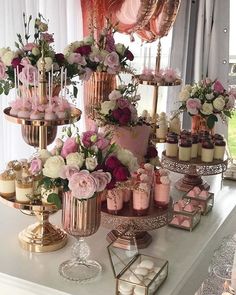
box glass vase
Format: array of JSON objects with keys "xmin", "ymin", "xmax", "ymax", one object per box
[{"xmin": 59, "ymin": 191, "xmax": 102, "ymax": 283}]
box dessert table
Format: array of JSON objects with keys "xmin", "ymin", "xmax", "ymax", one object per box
[{"xmin": 1, "ymin": 175, "xmax": 236, "ymax": 295}]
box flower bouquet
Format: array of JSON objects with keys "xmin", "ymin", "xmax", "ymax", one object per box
[
  {"xmin": 95, "ymin": 83, "xmax": 156, "ymax": 164},
  {"xmin": 178, "ymin": 78, "xmax": 236, "ymax": 130}
]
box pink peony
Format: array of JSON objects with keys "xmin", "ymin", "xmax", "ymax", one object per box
[
  {"xmin": 186, "ymin": 98, "xmax": 201, "ymax": 115},
  {"xmin": 59, "ymin": 165, "xmax": 79, "ymax": 179},
  {"xmin": 81, "ymin": 130, "xmax": 97, "ymax": 148},
  {"xmin": 214, "ymin": 80, "xmax": 224, "ymax": 94},
  {"xmin": 0, "ymin": 61, "xmax": 8, "ymax": 79},
  {"xmin": 104, "ymin": 52, "xmax": 119, "ymax": 69},
  {"xmin": 23, "ymin": 43, "xmax": 37, "ymax": 51},
  {"xmin": 61, "ymin": 137, "xmax": 79, "ymax": 158},
  {"xmin": 113, "ymin": 166, "xmax": 129, "ymax": 182},
  {"xmin": 18, "ymin": 64, "xmax": 38, "ymax": 86},
  {"xmin": 30, "ymin": 158, "xmax": 42, "ymax": 174},
  {"xmin": 68, "ymin": 170, "xmax": 98, "ymax": 199},
  {"xmin": 91, "ymin": 170, "xmax": 112, "ymax": 191}
]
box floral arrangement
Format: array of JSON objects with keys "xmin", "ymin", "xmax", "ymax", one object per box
[
  {"xmin": 95, "ymin": 83, "xmax": 150, "ymax": 127},
  {"xmin": 0, "ymin": 13, "xmax": 85, "ymax": 97},
  {"xmin": 63, "ymin": 20, "xmax": 134, "ymax": 80},
  {"xmin": 179, "ymin": 78, "xmax": 236, "ymax": 128},
  {"xmin": 29, "ymin": 126, "xmax": 138, "ymax": 206},
  {"xmin": 139, "ymin": 68, "xmax": 181, "ymax": 84}
]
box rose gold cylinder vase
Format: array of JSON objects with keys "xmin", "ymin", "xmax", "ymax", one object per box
[
  {"xmin": 61, "ymin": 191, "xmax": 101, "ymax": 237},
  {"xmin": 84, "ymin": 72, "xmax": 117, "ymax": 129},
  {"xmin": 191, "ymin": 115, "xmax": 214, "ymax": 135},
  {"xmin": 59, "ymin": 191, "xmax": 102, "ymax": 282}
]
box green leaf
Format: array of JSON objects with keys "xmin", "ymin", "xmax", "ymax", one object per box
[
  {"xmin": 0, "ymin": 86, "xmax": 3, "ymax": 95},
  {"xmin": 73, "ymin": 86, "xmax": 78, "ymax": 98},
  {"xmin": 223, "ymin": 110, "xmax": 232, "ymax": 118},
  {"xmin": 4, "ymin": 87, "xmax": 9, "ymax": 95},
  {"xmin": 47, "ymin": 193, "xmax": 61, "ymax": 209},
  {"xmin": 207, "ymin": 114, "xmax": 218, "ymax": 129}
]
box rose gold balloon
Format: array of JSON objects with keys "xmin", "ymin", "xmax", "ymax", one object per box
[
  {"xmin": 107, "ymin": 0, "xmax": 159, "ymax": 34},
  {"xmin": 150, "ymin": 0, "xmax": 181, "ymax": 38}
]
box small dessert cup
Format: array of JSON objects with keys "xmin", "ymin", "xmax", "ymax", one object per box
[
  {"xmin": 201, "ymin": 140, "xmax": 214, "ymax": 163},
  {"xmin": 107, "ymin": 188, "xmax": 124, "ymax": 215},
  {"xmin": 214, "ymin": 140, "xmax": 226, "ymax": 160},
  {"xmin": 165, "ymin": 134, "xmax": 178, "ymax": 158},
  {"xmin": 0, "ymin": 169, "xmax": 16, "ymax": 198},
  {"xmin": 154, "ymin": 183, "xmax": 170, "ymax": 209},
  {"xmin": 178, "ymin": 139, "xmax": 192, "ymax": 161},
  {"xmin": 132, "ymin": 189, "xmax": 150, "ymax": 216},
  {"xmin": 15, "ymin": 177, "xmax": 33, "ymax": 203}
]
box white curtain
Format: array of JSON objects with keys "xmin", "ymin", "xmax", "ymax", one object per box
[{"xmin": 0, "ymin": 0, "xmax": 83, "ymax": 170}]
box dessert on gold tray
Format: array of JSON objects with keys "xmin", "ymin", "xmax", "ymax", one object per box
[{"xmin": 0, "ymin": 169, "xmax": 16, "ymax": 198}]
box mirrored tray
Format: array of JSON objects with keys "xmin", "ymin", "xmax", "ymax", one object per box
[
  {"xmin": 101, "ymin": 199, "xmax": 173, "ymax": 250},
  {"xmin": 0, "ymin": 195, "xmax": 67, "ymax": 252}
]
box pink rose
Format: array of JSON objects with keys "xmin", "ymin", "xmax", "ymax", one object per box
[
  {"xmin": 104, "ymin": 52, "xmax": 119, "ymax": 69},
  {"xmin": 61, "ymin": 137, "xmax": 79, "ymax": 158},
  {"xmin": 0, "ymin": 61, "xmax": 7, "ymax": 79},
  {"xmin": 163, "ymin": 68, "xmax": 177, "ymax": 83},
  {"xmin": 226, "ymin": 94, "xmax": 235, "ymax": 109},
  {"xmin": 68, "ymin": 170, "xmax": 98, "ymax": 199},
  {"xmin": 40, "ymin": 33, "xmax": 54, "ymax": 43},
  {"xmin": 23, "ymin": 43, "xmax": 37, "ymax": 51},
  {"xmin": 59, "ymin": 165, "xmax": 79, "ymax": 179},
  {"xmin": 229, "ymin": 87, "xmax": 236, "ymax": 98},
  {"xmin": 30, "ymin": 158, "xmax": 42, "ymax": 174},
  {"xmin": 91, "ymin": 170, "xmax": 111, "ymax": 191},
  {"xmin": 214, "ymin": 80, "xmax": 224, "ymax": 94},
  {"xmin": 107, "ymin": 64, "xmax": 121, "ymax": 74},
  {"xmin": 18, "ymin": 64, "xmax": 38, "ymax": 86},
  {"xmin": 186, "ymin": 98, "xmax": 201, "ymax": 115},
  {"xmin": 20, "ymin": 57, "xmax": 31, "ymax": 67},
  {"xmin": 81, "ymin": 131, "xmax": 97, "ymax": 148},
  {"xmin": 117, "ymin": 98, "xmax": 130, "ymax": 109},
  {"xmin": 113, "ymin": 166, "xmax": 129, "ymax": 182},
  {"xmin": 67, "ymin": 53, "xmax": 86, "ymax": 66}
]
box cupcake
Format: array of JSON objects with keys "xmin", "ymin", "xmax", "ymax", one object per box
[
  {"xmin": 214, "ymin": 139, "xmax": 226, "ymax": 160},
  {"xmin": 15, "ymin": 176, "xmax": 33, "ymax": 203},
  {"xmin": 178, "ymin": 138, "xmax": 192, "ymax": 161},
  {"xmin": 191, "ymin": 134, "xmax": 199, "ymax": 158},
  {"xmin": 0, "ymin": 169, "xmax": 16, "ymax": 198},
  {"xmin": 154, "ymin": 169, "xmax": 171, "ymax": 208},
  {"xmin": 165, "ymin": 132, "xmax": 178, "ymax": 157},
  {"xmin": 201, "ymin": 140, "xmax": 214, "ymax": 162}
]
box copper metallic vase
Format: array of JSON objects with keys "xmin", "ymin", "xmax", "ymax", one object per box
[
  {"xmin": 84, "ymin": 72, "xmax": 116, "ymax": 128},
  {"xmin": 59, "ymin": 191, "xmax": 102, "ymax": 282},
  {"xmin": 21, "ymin": 125, "xmax": 57, "ymax": 147}
]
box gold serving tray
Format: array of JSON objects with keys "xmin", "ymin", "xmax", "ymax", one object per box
[
  {"xmin": 134, "ymin": 75, "xmax": 182, "ymax": 87},
  {"xmin": 4, "ymin": 107, "xmax": 82, "ymax": 127},
  {"xmin": 0, "ymin": 194, "xmax": 67, "ymax": 252}
]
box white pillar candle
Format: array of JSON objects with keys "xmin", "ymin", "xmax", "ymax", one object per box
[
  {"xmin": 148, "ymin": 47, "xmax": 151, "ymax": 70},
  {"xmin": 64, "ymin": 68, "xmax": 67, "ymax": 100},
  {"xmin": 60, "ymin": 66, "xmax": 64, "ymax": 103}
]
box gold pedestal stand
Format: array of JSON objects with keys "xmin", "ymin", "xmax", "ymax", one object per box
[{"xmin": 1, "ymin": 56, "xmax": 82, "ymax": 252}]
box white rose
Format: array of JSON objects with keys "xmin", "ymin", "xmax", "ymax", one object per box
[
  {"xmin": 39, "ymin": 149, "xmax": 51, "ymax": 164},
  {"xmin": 66, "ymin": 152, "xmax": 84, "ymax": 168},
  {"xmin": 37, "ymin": 57, "xmax": 53, "ymax": 72},
  {"xmin": 32, "ymin": 47, "xmax": 40, "ymax": 56},
  {"xmin": 116, "ymin": 148, "xmax": 139, "ymax": 173},
  {"xmin": 83, "ymin": 36, "xmax": 94, "ymax": 45},
  {"xmin": 100, "ymin": 100, "xmax": 116, "ymax": 115},
  {"xmin": 179, "ymin": 89, "xmax": 190, "ymax": 102},
  {"xmin": 2, "ymin": 50, "xmax": 16, "ymax": 66},
  {"xmin": 43, "ymin": 155, "xmax": 65, "ymax": 178},
  {"xmin": 109, "ymin": 90, "xmax": 122, "ymax": 101},
  {"xmin": 85, "ymin": 157, "xmax": 98, "ymax": 171},
  {"xmin": 213, "ymin": 95, "xmax": 225, "ymax": 111},
  {"xmin": 191, "ymin": 86, "xmax": 198, "ymax": 96},
  {"xmin": 115, "ymin": 43, "xmax": 126, "ymax": 55},
  {"xmin": 0, "ymin": 47, "xmax": 10, "ymax": 58},
  {"xmin": 201, "ymin": 102, "xmax": 213, "ymax": 115},
  {"xmin": 63, "ymin": 44, "xmax": 73, "ymax": 56}
]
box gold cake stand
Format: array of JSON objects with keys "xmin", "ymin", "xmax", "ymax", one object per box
[
  {"xmin": 101, "ymin": 199, "xmax": 173, "ymax": 250},
  {"xmin": 0, "ymin": 195, "xmax": 67, "ymax": 252},
  {"xmin": 162, "ymin": 151, "xmax": 228, "ymax": 191}
]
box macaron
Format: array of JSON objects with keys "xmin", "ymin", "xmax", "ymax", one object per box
[
  {"xmin": 129, "ymin": 274, "xmax": 144, "ymax": 284},
  {"xmin": 118, "ymin": 281, "xmax": 133, "ymax": 295},
  {"xmin": 133, "ymin": 285, "xmax": 146, "ymax": 295},
  {"xmin": 134, "ymin": 267, "xmax": 149, "ymax": 276}
]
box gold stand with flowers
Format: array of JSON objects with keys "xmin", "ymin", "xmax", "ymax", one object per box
[{"xmin": 0, "ymin": 51, "xmax": 82, "ymax": 252}]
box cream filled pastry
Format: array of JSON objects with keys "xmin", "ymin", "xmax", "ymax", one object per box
[{"xmin": 0, "ymin": 169, "xmax": 16, "ymax": 197}]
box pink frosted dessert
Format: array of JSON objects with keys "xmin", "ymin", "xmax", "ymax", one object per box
[
  {"xmin": 9, "ymin": 108, "xmax": 18, "ymax": 116},
  {"xmin": 30, "ymin": 111, "xmax": 44, "ymax": 120},
  {"xmin": 106, "ymin": 189, "xmax": 124, "ymax": 214},
  {"xmin": 17, "ymin": 110, "xmax": 31, "ymax": 118},
  {"xmin": 198, "ymin": 190, "xmax": 209, "ymax": 199},
  {"xmin": 154, "ymin": 169, "xmax": 170, "ymax": 208},
  {"xmin": 56, "ymin": 111, "xmax": 66, "ymax": 119},
  {"xmin": 44, "ymin": 111, "xmax": 57, "ymax": 121},
  {"xmin": 183, "ymin": 203, "xmax": 195, "ymax": 213}
]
